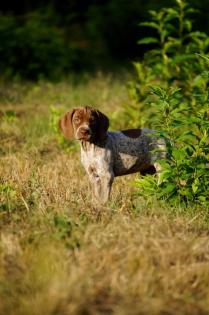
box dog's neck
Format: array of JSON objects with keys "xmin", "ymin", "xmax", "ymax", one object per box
[
  {"xmin": 80, "ymin": 141, "xmax": 92, "ymax": 152},
  {"xmin": 80, "ymin": 137, "xmax": 107, "ymax": 152}
]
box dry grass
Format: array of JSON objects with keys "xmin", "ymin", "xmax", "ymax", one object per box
[{"xmin": 0, "ymin": 74, "xmax": 209, "ymax": 315}]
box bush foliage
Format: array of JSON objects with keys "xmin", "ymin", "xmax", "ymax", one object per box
[{"xmin": 126, "ymin": 0, "xmax": 209, "ymax": 206}]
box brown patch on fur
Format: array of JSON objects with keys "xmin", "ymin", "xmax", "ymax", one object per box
[
  {"xmin": 59, "ymin": 109, "xmax": 75, "ymax": 139},
  {"xmin": 121, "ymin": 129, "xmax": 142, "ymax": 138},
  {"xmin": 88, "ymin": 165, "xmax": 97, "ymax": 174},
  {"xmin": 73, "ymin": 107, "xmax": 92, "ymax": 126}
]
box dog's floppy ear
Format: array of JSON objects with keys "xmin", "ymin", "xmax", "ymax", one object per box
[
  {"xmin": 95, "ymin": 109, "xmax": 109, "ymax": 141},
  {"xmin": 59, "ymin": 109, "xmax": 75, "ymax": 139}
]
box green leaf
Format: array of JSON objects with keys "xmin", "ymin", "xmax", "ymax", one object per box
[
  {"xmin": 172, "ymin": 148, "xmax": 187, "ymax": 161},
  {"xmin": 138, "ymin": 37, "xmax": 159, "ymax": 45},
  {"xmin": 140, "ymin": 22, "xmax": 159, "ymax": 30},
  {"xmin": 184, "ymin": 19, "xmax": 192, "ymax": 32},
  {"xmin": 198, "ymin": 196, "xmax": 206, "ymax": 202},
  {"xmin": 158, "ymin": 183, "xmax": 176, "ymax": 197},
  {"xmin": 196, "ymin": 54, "xmax": 209, "ymax": 64},
  {"xmin": 192, "ymin": 182, "xmax": 199, "ymax": 194},
  {"xmin": 164, "ymin": 8, "xmax": 179, "ymax": 19},
  {"xmin": 170, "ymin": 87, "xmax": 181, "ymax": 97},
  {"xmin": 148, "ymin": 10, "xmax": 157, "ymax": 17},
  {"xmin": 179, "ymin": 187, "xmax": 192, "ymax": 198},
  {"xmin": 150, "ymin": 86, "xmax": 166, "ymax": 98},
  {"xmin": 189, "ymin": 31, "xmax": 207, "ymax": 39},
  {"xmin": 158, "ymin": 170, "xmax": 172, "ymax": 185}
]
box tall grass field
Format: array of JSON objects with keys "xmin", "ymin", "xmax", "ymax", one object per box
[{"xmin": 0, "ymin": 1, "xmax": 209, "ymax": 314}]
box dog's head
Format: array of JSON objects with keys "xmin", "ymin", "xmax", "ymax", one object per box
[{"xmin": 59, "ymin": 106, "xmax": 109, "ymax": 142}]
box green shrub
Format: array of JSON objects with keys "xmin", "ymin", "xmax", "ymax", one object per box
[
  {"xmin": 135, "ymin": 84, "xmax": 209, "ymax": 206},
  {"xmin": 126, "ymin": 0, "xmax": 209, "ymax": 206}
]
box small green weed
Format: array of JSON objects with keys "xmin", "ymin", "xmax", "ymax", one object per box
[{"xmin": 0, "ymin": 183, "xmax": 17, "ymax": 211}]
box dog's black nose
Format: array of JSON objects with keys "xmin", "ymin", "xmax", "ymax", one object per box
[{"xmin": 80, "ymin": 127, "xmax": 90, "ymax": 136}]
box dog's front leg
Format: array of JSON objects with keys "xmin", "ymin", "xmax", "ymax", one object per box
[{"xmin": 88, "ymin": 170, "xmax": 114, "ymax": 205}]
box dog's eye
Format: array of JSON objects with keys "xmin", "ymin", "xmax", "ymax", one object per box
[{"xmin": 73, "ymin": 117, "xmax": 81, "ymax": 124}]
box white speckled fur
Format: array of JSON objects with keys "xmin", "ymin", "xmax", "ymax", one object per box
[{"xmin": 80, "ymin": 129, "xmax": 166, "ymax": 204}]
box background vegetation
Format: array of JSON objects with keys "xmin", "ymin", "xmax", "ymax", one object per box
[
  {"xmin": 1, "ymin": 0, "xmax": 209, "ymax": 79},
  {"xmin": 0, "ymin": 0, "xmax": 209, "ymax": 314}
]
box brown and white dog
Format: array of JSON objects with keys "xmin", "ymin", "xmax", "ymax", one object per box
[{"xmin": 59, "ymin": 106, "xmax": 165, "ymax": 204}]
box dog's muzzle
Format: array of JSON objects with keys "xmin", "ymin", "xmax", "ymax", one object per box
[{"xmin": 76, "ymin": 125, "xmax": 92, "ymax": 141}]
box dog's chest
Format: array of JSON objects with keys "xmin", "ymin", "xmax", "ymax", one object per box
[{"xmin": 80, "ymin": 142, "xmax": 112, "ymax": 175}]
